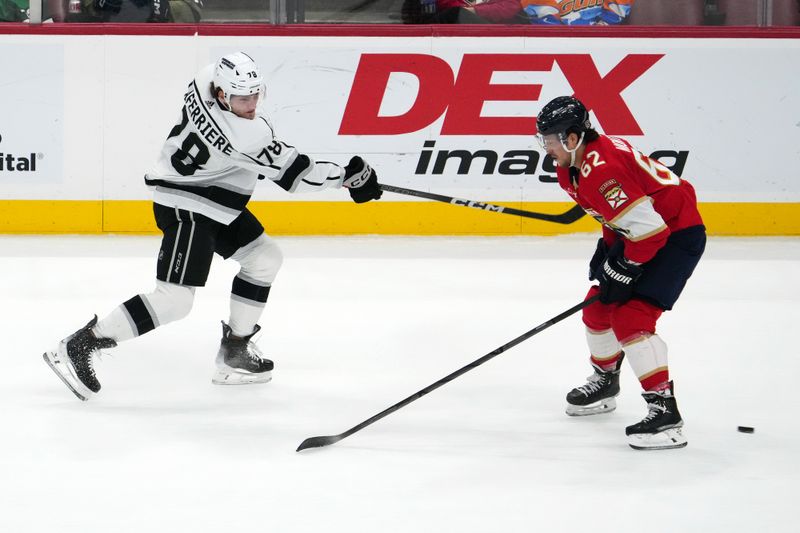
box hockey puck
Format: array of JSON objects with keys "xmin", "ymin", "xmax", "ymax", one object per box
[{"xmin": 737, "ymin": 426, "xmax": 755, "ymax": 433}]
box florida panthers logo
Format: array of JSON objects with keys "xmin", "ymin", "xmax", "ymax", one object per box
[{"xmin": 603, "ymin": 184, "xmax": 629, "ymax": 209}]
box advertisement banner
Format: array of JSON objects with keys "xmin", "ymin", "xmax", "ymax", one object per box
[
  {"xmin": 231, "ymin": 37, "xmax": 800, "ymax": 203},
  {"xmin": 0, "ymin": 31, "xmax": 798, "ymax": 234},
  {"xmin": 0, "ymin": 43, "xmax": 64, "ymax": 189}
]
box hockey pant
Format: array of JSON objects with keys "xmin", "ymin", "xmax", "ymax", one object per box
[{"xmin": 93, "ymin": 234, "xmax": 283, "ymax": 342}]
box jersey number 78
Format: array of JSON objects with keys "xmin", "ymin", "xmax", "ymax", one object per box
[{"xmin": 167, "ymin": 107, "xmax": 211, "ymax": 176}]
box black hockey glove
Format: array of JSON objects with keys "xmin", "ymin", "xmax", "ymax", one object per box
[
  {"xmin": 588, "ymin": 238, "xmax": 608, "ymax": 281},
  {"xmin": 597, "ymin": 253, "xmax": 643, "ymax": 305},
  {"xmin": 589, "ymin": 238, "xmax": 623, "ymax": 281},
  {"xmin": 94, "ymin": 0, "xmax": 123, "ymax": 13},
  {"xmin": 344, "ymin": 156, "xmax": 382, "ymax": 204}
]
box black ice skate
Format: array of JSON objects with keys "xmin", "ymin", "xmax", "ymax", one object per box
[
  {"xmin": 565, "ymin": 354, "xmax": 624, "ymax": 416},
  {"xmin": 626, "ymin": 381, "xmax": 687, "ymax": 450},
  {"xmin": 212, "ymin": 322, "xmax": 274, "ymax": 385},
  {"xmin": 43, "ymin": 316, "xmax": 117, "ymax": 401}
]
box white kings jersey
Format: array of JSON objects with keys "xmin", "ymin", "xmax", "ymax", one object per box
[{"xmin": 145, "ymin": 64, "xmax": 346, "ymax": 224}]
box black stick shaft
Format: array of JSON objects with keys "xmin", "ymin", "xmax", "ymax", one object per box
[
  {"xmin": 297, "ymin": 295, "xmax": 598, "ymax": 451},
  {"xmin": 379, "ymin": 184, "xmax": 585, "ymax": 224}
]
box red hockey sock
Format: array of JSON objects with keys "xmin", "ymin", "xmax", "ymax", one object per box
[{"xmin": 591, "ymin": 351, "xmax": 623, "ymax": 372}]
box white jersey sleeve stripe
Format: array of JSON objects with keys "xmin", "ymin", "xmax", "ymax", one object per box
[{"xmin": 608, "ymin": 196, "xmax": 668, "ymax": 242}]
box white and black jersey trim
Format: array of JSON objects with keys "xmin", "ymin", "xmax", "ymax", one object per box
[
  {"xmin": 258, "ymin": 116, "xmax": 275, "ymax": 137},
  {"xmin": 145, "ymin": 178, "xmax": 251, "ymax": 221},
  {"xmin": 274, "ymin": 153, "xmax": 313, "ymax": 192},
  {"xmin": 299, "ymin": 161, "xmax": 343, "ymax": 187},
  {"xmin": 190, "ymin": 81, "xmax": 269, "ymax": 170},
  {"xmin": 242, "ymin": 151, "xmax": 281, "ymax": 171},
  {"xmin": 190, "ymin": 81, "xmax": 234, "ymax": 153}
]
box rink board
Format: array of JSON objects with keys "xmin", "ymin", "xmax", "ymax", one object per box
[
  {"xmin": 0, "ymin": 199, "xmax": 795, "ymax": 236},
  {"xmin": 0, "ymin": 26, "xmax": 798, "ymax": 235}
]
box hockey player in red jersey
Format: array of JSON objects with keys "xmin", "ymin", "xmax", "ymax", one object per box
[{"xmin": 535, "ymin": 96, "xmax": 705, "ymax": 450}]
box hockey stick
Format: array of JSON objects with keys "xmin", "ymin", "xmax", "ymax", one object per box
[
  {"xmin": 297, "ymin": 295, "xmax": 599, "ymax": 452},
  {"xmin": 379, "ymin": 184, "xmax": 586, "ymax": 225}
]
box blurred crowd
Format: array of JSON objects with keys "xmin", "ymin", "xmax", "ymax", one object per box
[
  {"xmin": 72, "ymin": 0, "xmax": 202, "ymax": 22},
  {"xmin": 1, "ymin": 0, "xmax": 202, "ymax": 22},
  {"xmin": 2, "ymin": 0, "xmax": 799, "ymax": 25},
  {"xmin": 401, "ymin": 0, "xmax": 633, "ymax": 25}
]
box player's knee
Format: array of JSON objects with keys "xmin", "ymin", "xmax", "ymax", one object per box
[
  {"xmin": 582, "ymin": 285, "xmax": 611, "ymax": 330},
  {"xmin": 610, "ymin": 299, "xmax": 662, "ymax": 344},
  {"xmin": 236, "ymin": 234, "xmax": 283, "ymax": 284},
  {"xmin": 151, "ymin": 281, "xmax": 195, "ymax": 323}
]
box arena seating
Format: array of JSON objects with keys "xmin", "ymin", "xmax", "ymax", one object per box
[{"xmin": 627, "ymin": 0, "xmax": 706, "ymax": 26}]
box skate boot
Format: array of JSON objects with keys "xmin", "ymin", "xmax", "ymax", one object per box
[
  {"xmin": 626, "ymin": 381, "xmax": 687, "ymax": 450},
  {"xmin": 565, "ymin": 353, "xmax": 624, "ymax": 416},
  {"xmin": 212, "ymin": 322, "xmax": 274, "ymax": 385},
  {"xmin": 43, "ymin": 316, "xmax": 117, "ymax": 401}
]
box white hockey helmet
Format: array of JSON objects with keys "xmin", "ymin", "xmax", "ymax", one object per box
[{"xmin": 213, "ymin": 52, "xmax": 265, "ymax": 110}]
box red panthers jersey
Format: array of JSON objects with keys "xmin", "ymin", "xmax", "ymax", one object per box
[{"xmin": 556, "ymin": 135, "xmax": 703, "ymax": 264}]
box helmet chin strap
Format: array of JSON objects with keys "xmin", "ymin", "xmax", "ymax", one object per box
[{"xmin": 560, "ymin": 132, "xmax": 586, "ymax": 168}]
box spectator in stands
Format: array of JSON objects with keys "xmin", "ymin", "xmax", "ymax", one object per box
[
  {"xmin": 70, "ymin": 0, "xmax": 201, "ymax": 22},
  {"xmin": 0, "ymin": 0, "xmax": 27, "ymax": 21},
  {"xmin": 522, "ymin": 0, "xmax": 633, "ymax": 25},
  {"xmin": 402, "ymin": 0, "xmax": 524, "ymax": 24}
]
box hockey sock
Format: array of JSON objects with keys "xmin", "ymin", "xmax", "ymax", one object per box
[
  {"xmin": 94, "ymin": 305, "xmax": 138, "ymax": 342},
  {"xmin": 94, "ymin": 281, "xmax": 195, "ymax": 342},
  {"xmin": 229, "ymin": 278, "xmax": 270, "ymax": 337},
  {"xmin": 586, "ymin": 327, "xmax": 623, "ymax": 371},
  {"xmin": 227, "ymin": 234, "xmax": 281, "ymax": 337},
  {"xmin": 621, "ymin": 333, "xmax": 670, "ymax": 392}
]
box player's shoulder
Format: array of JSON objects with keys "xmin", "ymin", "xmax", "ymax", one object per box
[
  {"xmin": 193, "ymin": 63, "xmax": 216, "ymax": 98},
  {"xmin": 584, "ymin": 135, "xmax": 627, "ymax": 156},
  {"xmin": 581, "ymin": 138, "xmax": 626, "ymax": 181},
  {"xmin": 225, "ymin": 112, "xmax": 275, "ymax": 153}
]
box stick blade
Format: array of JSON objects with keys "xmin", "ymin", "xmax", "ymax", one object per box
[{"xmin": 296, "ymin": 434, "xmax": 343, "ymax": 452}]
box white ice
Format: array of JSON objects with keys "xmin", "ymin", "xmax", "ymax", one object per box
[{"xmin": 1, "ymin": 234, "xmax": 798, "ymax": 532}]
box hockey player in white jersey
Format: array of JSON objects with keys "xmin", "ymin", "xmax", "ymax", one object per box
[{"xmin": 43, "ymin": 52, "xmax": 383, "ymax": 401}]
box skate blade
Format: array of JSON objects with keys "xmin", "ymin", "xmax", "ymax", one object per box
[
  {"xmin": 42, "ymin": 350, "xmax": 92, "ymax": 402},
  {"xmin": 628, "ymin": 427, "xmax": 687, "ymax": 450},
  {"xmin": 212, "ymin": 369, "xmax": 272, "ymax": 386},
  {"xmin": 566, "ymin": 397, "xmax": 616, "ymax": 417}
]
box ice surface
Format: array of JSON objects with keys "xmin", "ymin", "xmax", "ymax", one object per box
[{"xmin": 1, "ymin": 234, "xmax": 798, "ymax": 532}]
